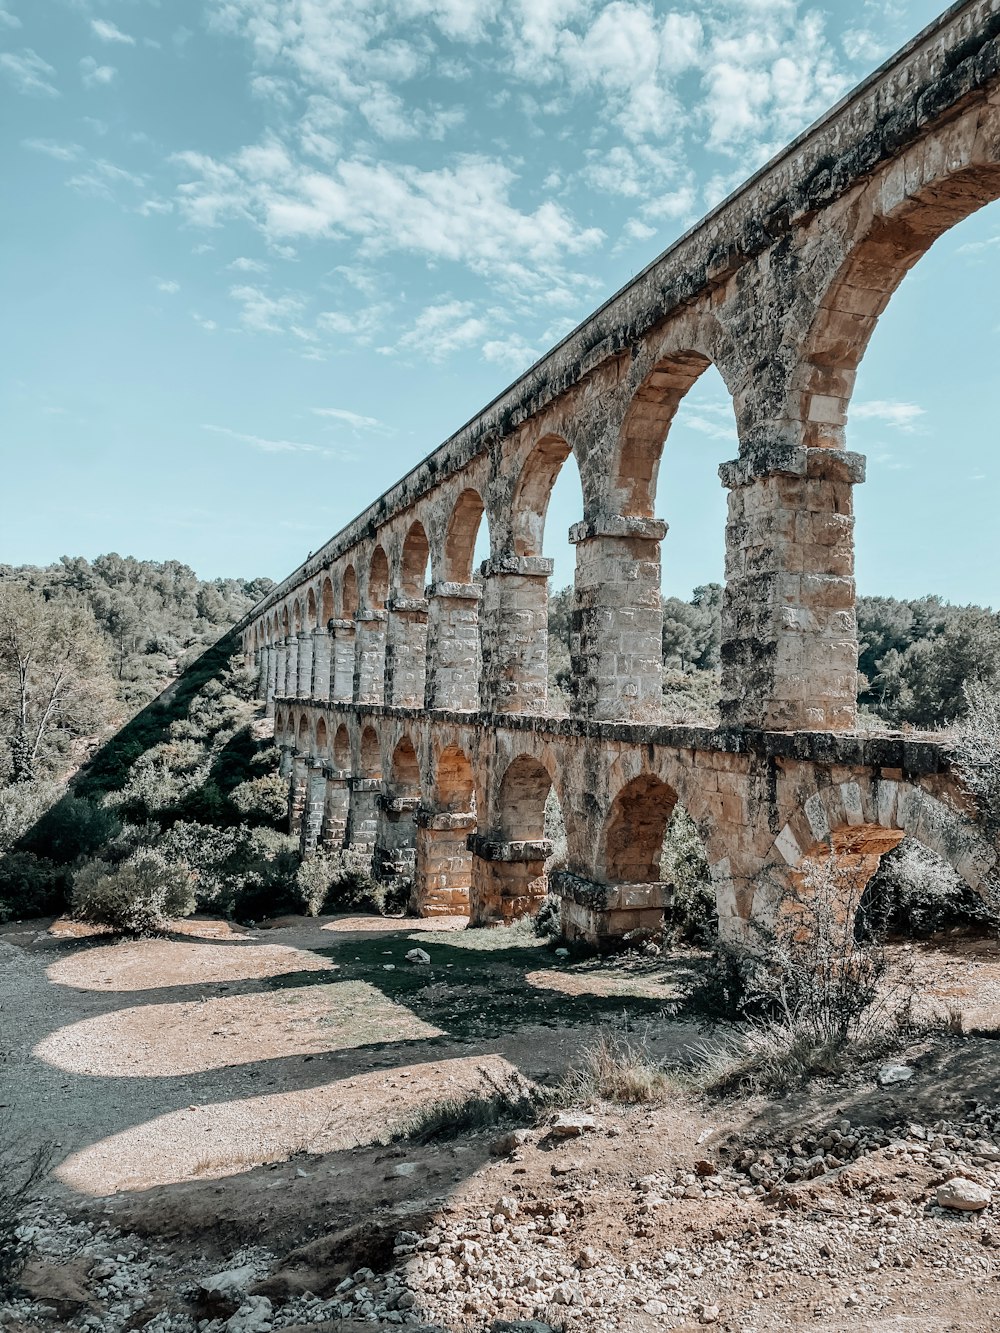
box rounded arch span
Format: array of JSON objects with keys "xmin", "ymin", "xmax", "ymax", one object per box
[
  {"xmin": 274, "ymin": 706, "xmax": 286, "ymax": 742},
  {"xmin": 333, "ymin": 723, "xmax": 351, "ymax": 771},
  {"xmin": 342, "ymin": 565, "xmax": 358, "ymax": 617},
  {"xmin": 443, "ymin": 488, "xmax": 487, "ymax": 583},
  {"xmin": 296, "ymin": 712, "xmax": 310, "ymax": 750},
  {"xmin": 615, "ymin": 349, "xmax": 720, "ymax": 519},
  {"xmin": 321, "ymin": 575, "xmax": 334, "ymax": 624},
  {"xmin": 390, "ymin": 735, "xmax": 420, "ymax": 796},
  {"xmin": 600, "ymin": 773, "xmax": 679, "ymax": 883},
  {"xmin": 798, "ymin": 144, "xmax": 1000, "ymax": 446},
  {"xmin": 314, "ymin": 714, "xmax": 328, "ymax": 755},
  {"xmin": 434, "ymin": 743, "xmax": 475, "ymax": 812},
  {"xmin": 368, "ymin": 546, "xmax": 389, "ymax": 609},
  {"xmin": 512, "ymin": 434, "xmax": 576, "ymax": 558},
  {"xmin": 400, "ymin": 521, "xmax": 430, "ymax": 597},
  {"xmin": 762, "ymin": 778, "xmax": 998, "ymax": 924},
  {"xmin": 495, "ymin": 753, "xmax": 557, "ymax": 842},
  {"xmin": 360, "ymin": 725, "xmax": 381, "ymax": 780},
  {"xmin": 306, "ymin": 586, "xmax": 317, "ymax": 628},
  {"xmin": 281, "ymin": 605, "xmax": 290, "ymax": 635},
  {"xmin": 292, "ymin": 599, "xmax": 303, "ymax": 634}
]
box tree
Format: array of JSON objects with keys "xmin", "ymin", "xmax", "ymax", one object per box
[{"xmin": 0, "ymin": 584, "xmax": 113, "ymax": 783}]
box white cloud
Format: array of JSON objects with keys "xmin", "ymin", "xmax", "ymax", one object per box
[
  {"xmin": 957, "ymin": 234, "xmax": 1000, "ymax": 257},
  {"xmin": 679, "ymin": 411, "xmax": 737, "ymax": 442},
  {"xmin": 482, "ymin": 335, "xmax": 539, "ymax": 371},
  {"xmin": 192, "ymin": 313, "xmax": 218, "ymax": 332},
  {"xmin": 202, "ymin": 423, "xmax": 323, "ymax": 454},
  {"xmin": 67, "ymin": 158, "xmax": 145, "ymax": 200},
  {"xmin": 80, "ymin": 56, "xmax": 117, "ymax": 89},
  {"xmin": 91, "ymin": 19, "xmax": 135, "ymax": 46},
  {"xmin": 312, "ymin": 407, "xmax": 389, "ymax": 432},
  {"xmin": 228, "ymin": 255, "xmax": 268, "ymax": 272},
  {"xmin": 0, "ymin": 6, "xmax": 21, "ymax": 29},
  {"xmin": 394, "ymin": 299, "xmax": 488, "ymax": 361},
  {"xmin": 317, "ymin": 302, "xmax": 393, "ymax": 346},
  {"xmin": 852, "ymin": 400, "xmax": 926, "ymax": 431},
  {"xmin": 22, "ymin": 138, "xmax": 82, "ymax": 161},
  {"xmin": 228, "ymin": 283, "xmax": 308, "ymax": 335},
  {"xmin": 156, "ymin": 279, "xmax": 180, "ymax": 294},
  {"xmin": 1, "ymin": 49, "xmax": 58, "ymax": 97}
]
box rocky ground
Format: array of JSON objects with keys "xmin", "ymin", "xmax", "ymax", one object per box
[{"xmin": 1, "ymin": 915, "xmax": 999, "ymax": 1331}]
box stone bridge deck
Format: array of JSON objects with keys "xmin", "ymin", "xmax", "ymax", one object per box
[{"xmin": 236, "ymin": 0, "xmax": 1000, "ymax": 941}]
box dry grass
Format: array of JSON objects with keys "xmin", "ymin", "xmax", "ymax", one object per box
[{"xmin": 560, "ymin": 1029, "xmax": 681, "ymax": 1105}]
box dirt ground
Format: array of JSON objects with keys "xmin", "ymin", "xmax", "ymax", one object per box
[{"xmin": 1, "ymin": 913, "xmax": 1000, "ymax": 1332}]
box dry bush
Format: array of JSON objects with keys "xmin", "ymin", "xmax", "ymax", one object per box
[
  {"xmin": 683, "ymin": 854, "xmax": 915, "ymax": 1094},
  {"xmin": 71, "ymin": 848, "xmax": 195, "ymax": 934},
  {"xmin": 561, "ymin": 1029, "xmax": 678, "ymax": 1105},
  {"xmin": 390, "ymin": 1068, "xmax": 549, "ymax": 1145},
  {"xmin": 0, "ymin": 1130, "xmax": 55, "ymax": 1293}
]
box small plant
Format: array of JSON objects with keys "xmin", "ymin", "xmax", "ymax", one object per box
[
  {"xmin": 70, "ymin": 848, "xmax": 195, "ymax": 934},
  {"xmin": 294, "ymin": 850, "xmax": 408, "ymax": 918},
  {"xmin": 954, "ymin": 680, "xmax": 1000, "ymax": 850},
  {"xmin": 391, "ymin": 1067, "xmax": 549, "ymax": 1145},
  {"xmin": 660, "ymin": 805, "xmax": 715, "ymax": 943},
  {"xmin": 561, "ymin": 1029, "xmax": 677, "ymax": 1104},
  {"xmin": 0, "ymin": 1128, "xmax": 55, "ymax": 1294}
]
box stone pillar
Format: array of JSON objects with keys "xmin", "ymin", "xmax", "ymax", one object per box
[
  {"xmin": 296, "ymin": 631, "xmax": 314, "ymax": 698},
  {"xmin": 265, "ymin": 645, "xmax": 279, "ymax": 717},
  {"xmin": 385, "ymin": 597, "xmax": 429, "ymax": 708},
  {"xmin": 569, "ymin": 516, "xmax": 666, "ymax": 721},
  {"xmin": 284, "ymin": 635, "xmax": 300, "ymax": 698},
  {"xmin": 551, "ymin": 872, "xmax": 668, "ymax": 950},
  {"xmin": 273, "ymin": 641, "xmax": 288, "ymax": 703},
  {"xmin": 311, "ymin": 627, "xmax": 333, "ymax": 702},
  {"xmin": 329, "ymin": 619, "xmax": 357, "ymax": 703},
  {"xmin": 255, "ymin": 647, "xmax": 268, "ymax": 701},
  {"xmin": 412, "ymin": 809, "xmax": 475, "ymax": 917},
  {"xmin": 479, "ymin": 556, "xmax": 553, "ymax": 714},
  {"xmin": 425, "ymin": 583, "xmax": 482, "ymax": 712},
  {"xmin": 374, "ymin": 794, "xmax": 420, "ymax": 882},
  {"xmin": 321, "ymin": 771, "xmax": 350, "ymax": 851},
  {"xmin": 718, "ymin": 446, "xmax": 862, "ymax": 731},
  {"xmin": 278, "ymin": 744, "xmax": 294, "ymax": 779},
  {"xmin": 289, "ymin": 751, "xmax": 309, "ymax": 836},
  {"xmin": 300, "ymin": 759, "xmax": 327, "ymax": 857},
  {"xmin": 345, "ymin": 777, "xmax": 381, "ymax": 868},
  {"xmin": 469, "ymin": 835, "xmax": 551, "ymax": 926},
  {"xmin": 354, "ymin": 610, "xmax": 388, "ymax": 705}
]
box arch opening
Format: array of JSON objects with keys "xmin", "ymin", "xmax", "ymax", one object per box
[
  {"xmin": 444, "ymin": 489, "xmax": 487, "ymax": 583},
  {"xmin": 435, "ymin": 744, "xmax": 475, "ymax": 813},
  {"xmin": 368, "ymin": 546, "xmax": 389, "ymax": 610},
  {"xmin": 342, "ymin": 565, "xmax": 358, "ymax": 617},
  {"xmin": 390, "ymin": 735, "xmax": 420, "ymax": 796},
  {"xmin": 321, "ymin": 575, "xmax": 334, "ymax": 624},
  {"xmin": 601, "ymin": 774, "xmax": 678, "ymax": 884},
  {"xmin": 296, "ymin": 714, "xmax": 309, "ymax": 750},
  {"xmin": 333, "ymin": 723, "xmax": 350, "ymax": 771},
  {"xmin": 400, "ymin": 521, "xmax": 430, "ymax": 598},
  {"xmin": 360, "ymin": 725, "xmax": 381, "ymax": 780},
  {"xmin": 306, "ymin": 587, "xmax": 317, "ymax": 628},
  {"xmin": 616, "ymin": 351, "xmax": 713, "ymax": 519},
  {"xmin": 314, "ymin": 715, "xmax": 328, "ymax": 755},
  {"xmin": 497, "ymin": 754, "xmax": 553, "ymax": 842}
]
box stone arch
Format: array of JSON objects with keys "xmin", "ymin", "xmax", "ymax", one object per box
[
  {"xmin": 434, "ymin": 743, "xmax": 475, "ymax": 812},
  {"xmin": 321, "ymin": 574, "xmax": 334, "ymax": 624},
  {"xmin": 599, "ymin": 773, "xmax": 678, "ymax": 883},
  {"xmin": 306, "ymin": 586, "xmax": 317, "ymax": 628},
  {"xmin": 796, "ymin": 137, "xmax": 1000, "ymax": 448},
  {"xmin": 296, "ymin": 712, "xmax": 310, "ymax": 751},
  {"xmin": 495, "ymin": 753, "xmax": 555, "ymax": 841},
  {"xmin": 342, "ymin": 565, "xmax": 358, "ymax": 617},
  {"xmin": 400, "ymin": 520, "xmax": 430, "ymax": 597},
  {"xmin": 360, "ymin": 725, "xmax": 381, "ymax": 780},
  {"xmin": 443, "ymin": 488, "xmax": 488, "ymax": 582},
  {"xmin": 281, "ymin": 605, "xmax": 289, "ymax": 635},
  {"xmin": 614, "ymin": 350, "xmax": 719, "ymax": 519},
  {"xmin": 763, "ymin": 780, "xmax": 999, "ymax": 922},
  {"xmin": 511, "ymin": 434, "xmax": 576, "ymax": 558},
  {"xmin": 314, "ymin": 714, "xmax": 328, "ymax": 756},
  {"xmin": 390, "ymin": 735, "xmax": 421, "ymax": 797},
  {"xmin": 368, "ymin": 545, "xmax": 389, "ymax": 610},
  {"xmin": 333, "ymin": 723, "xmax": 351, "ymax": 771},
  {"xmin": 292, "ymin": 599, "xmax": 303, "ymax": 634}
]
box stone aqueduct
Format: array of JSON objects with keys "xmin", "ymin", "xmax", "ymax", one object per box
[{"xmin": 238, "ymin": 0, "xmax": 1000, "ymax": 944}]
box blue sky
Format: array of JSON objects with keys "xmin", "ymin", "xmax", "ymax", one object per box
[{"xmin": 2, "ymin": 0, "xmax": 997, "ymax": 608}]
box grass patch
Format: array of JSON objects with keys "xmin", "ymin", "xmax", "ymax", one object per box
[
  {"xmin": 390, "ymin": 1068, "xmax": 551, "ymax": 1145},
  {"xmin": 560, "ymin": 1029, "xmax": 681, "ymax": 1105}
]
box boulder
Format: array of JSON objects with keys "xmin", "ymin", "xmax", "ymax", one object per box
[{"xmin": 937, "ymin": 1177, "xmax": 992, "ymax": 1211}]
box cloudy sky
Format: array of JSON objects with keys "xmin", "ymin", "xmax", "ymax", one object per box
[{"xmin": 2, "ymin": 0, "xmax": 997, "ymax": 607}]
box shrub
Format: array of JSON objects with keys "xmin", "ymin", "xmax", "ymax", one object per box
[
  {"xmin": 157, "ymin": 820, "xmax": 299, "ymax": 918},
  {"xmin": 20, "ymin": 795, "xmax": 121, "ymax": 865},
  {"xmin": 561, "ymin": 1030, "xmax": 677, "ymax": 1104},
  {"xmin": 71, "ymin": 849, "xmax": 195, "ymax": 934},
  {"xmin": 531, "ymin": 893, "xmax": 561, "ymax": 939},
  {"xmin": 229, "ymin": 773, "xmax": 288, "ymax": 827},
  {"xmin": 0, "ymin": 1129, "xmax": 55, "ymax": 1294},
  {"xmin": 0, "ymin": 780, "xmax": 62, "ymax": 856},
  {"xmin": 0, "ymin": 852, "xmax": 65, "ymax": 922},
  {"xmin": 953, "ymin": 680, "xmax": 1000, "ymax": 845},
  {"xmin": 294, "ymin": 850, "xmax": 408, "ymax": 917},
  {"xmin": 861, "ymin": 839, "xmax": 998, "ymax": 938},
  {"xmin": 660, "ymin": 806, "xmax": 715, "ymax": 943}
]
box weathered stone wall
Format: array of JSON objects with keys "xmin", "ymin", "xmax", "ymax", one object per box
[{"xmin": 241, "ymin": 1, "xmax": 1000, "ymax": 939}]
